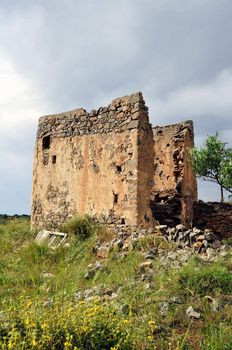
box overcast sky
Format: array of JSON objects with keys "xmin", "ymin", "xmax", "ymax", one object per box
[{"xmin": 0, "ymin": 0, "xmax": 232, "ymax": 214}]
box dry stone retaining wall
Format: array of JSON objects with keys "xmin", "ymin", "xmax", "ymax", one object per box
[{"xmin": 193, "ymin": 201, "xmax": 232, "ymax": 238}]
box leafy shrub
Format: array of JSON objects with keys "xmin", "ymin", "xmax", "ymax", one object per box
[
  {"xmin": 60, "ymin": 215, "xmax": 97, "ymax": 240},
  {"xmin": 96, "ymin": 226, "xmax": 115, "ymax": 243}
]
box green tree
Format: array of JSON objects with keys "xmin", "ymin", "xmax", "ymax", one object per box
[{"xmin": 190, "ymin": 132, "xmax": 232, "ymax": 202}]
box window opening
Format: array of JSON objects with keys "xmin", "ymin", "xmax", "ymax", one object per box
[
  {"xmin": 42, "ymin": 135, "xmax": 51, "ymax": 150},
  {"xmin": 116, "ymin": 165, "xmax": 122, "ymax": 173},
  {"xmin": 114, "ymin": 193, "xmax": 118, "ymax": 204},
  {"xmin": 52, "ymin": 155, "xmax": 57, "ymax": 164}
]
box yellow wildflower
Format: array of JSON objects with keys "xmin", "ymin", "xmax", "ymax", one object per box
[
  {"xmin": 122, "ymin": 319, "xmax": 130, "ymax": 325},
  {"xmin": 8, "ymin": 339, "xmax": 14, "ymax": 349},
  {"xmin": 81, "ymin": 325, "xmax": 89, "ymax": 332},
  {"xmin": 41, "ymin": 322, "xmax": 47, "ymax": 330},
  {"xmin": 32, "ymin": 338, "xmax": 37, "ymax": 347},
  {"xmin": 64, "ymin": 341, "xmax": 72, "ymax": 348},
  {"xmin": 148, "ymin": 320, "xmax": 156, "ymax": 332},
  {"xmin": 147, "ymin": 335, "xmax": 154, "ymax": 340},
  {"xmin": 24, "ymin": 317, "xmax": 30, "ymax": 326}
]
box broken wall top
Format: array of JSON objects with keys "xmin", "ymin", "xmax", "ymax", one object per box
[
  {"xmin": 153, "ymin": 120, "xmax": 194, "ymax": 140},
  {"xmin": 151, "ymin": 119, "xmax": 197, "ymax": 226},
  {"xmin": 37, "ymin": 92, "xmax": 149, "ymax": 139},
  {"xmin": 152, "ymin": 120, "xmax": 195, "ymax": 196}
]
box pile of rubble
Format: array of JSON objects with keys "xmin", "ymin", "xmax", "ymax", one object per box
[
  {"xmin": 94, "ymin": 224, "xmax": 224, "ymax": 260},
  {"xmin": 155, "ymin": 224, "xmax": 222, "ymax": 252}
]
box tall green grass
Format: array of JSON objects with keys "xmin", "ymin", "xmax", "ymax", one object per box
[{"xmin": 0, "ymin": 219, "xmax": 231, "ymax": 349}]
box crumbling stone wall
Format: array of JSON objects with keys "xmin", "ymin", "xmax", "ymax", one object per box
[
  {"xmin": 31, "ymin": 92, "xmax": 154, "ymax": 229},
  {"xmin": 31, "ymin": 92, "xmax": 198, "ymax": 230},
  {"xmin": 193, "ymin": 201, "xmax": 232, "ymax": 238},
  {"xmin": 151, "ymin": 121, "xmax": 197, "ymax": 227}
]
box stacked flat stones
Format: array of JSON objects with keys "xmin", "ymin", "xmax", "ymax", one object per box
[
  {"xmin": 37, "ymin": 92, "xmax": 148, "ymax": 139},
  {"xmin": 93, "ymin": 224, "xmax": 223, "ymax": 259},
  {"xmin": 193, "ymin": 201, "xmax": 232, "ymax": 239},
  {"xmin": 156, "ymin": 224, "xmax": 221, "ymax": 251}
]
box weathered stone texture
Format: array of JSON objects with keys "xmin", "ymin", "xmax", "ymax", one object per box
[
  {"xmin": 37, "ymin": 92, "xmax": 148, "ymax": 139},
  {"xmin": 137, "ymin": 113, "xmax": 155, "ymax": 226},
  {"xmin": 31, "ymin": 92, "xmax": 199, "ymax": 230},
  {"xmin": 193, "ymin": 201, "xmax": 232, "ymax": 238},
  {"xmin": 151, "ymin": 121, "xmax": 197, "ymax": 227},
  {"xmin": 32, "ymin": 92, "xmax": 154, "ymax": 229}
]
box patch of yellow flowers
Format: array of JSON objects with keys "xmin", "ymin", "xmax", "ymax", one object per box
[{"xmin": 0, "ymin": 296, "xmax": 140, "ymax": 349}]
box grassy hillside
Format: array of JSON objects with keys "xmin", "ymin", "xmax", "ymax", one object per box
[{"xmin": 0, "ymin": 219, "xmax": 231, "ymax": 349}]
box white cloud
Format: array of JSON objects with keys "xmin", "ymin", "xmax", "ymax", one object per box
[
  {"xmin": 147, "ymin": 70, "xmax": 232, "ymax": 150},
  {"xmin": 150, "ymin": 70, "xmax": 232, "ymax": 121},
  {"xmin": 0, "ymin": 55, "xmax": 49, "ymax": 213},
  {"xmin": 0, "ymin": 56, "xmax": 48, "ymax": 135},
  {"xmin": 147, "ymin": 70, "xmax": 232, "ymax": 201},
  {"xmin": 0, "ymin": 0, "xmax": 231, "ymax": 212}
]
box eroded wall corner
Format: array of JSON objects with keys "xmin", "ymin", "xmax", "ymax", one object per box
[
  {"xmin": 31, "ymin": 92, "xmax": 153, "ymax": 229},
  {"xmin": 151, "ymin": 120, "xmax": 197, "ymax": 227}
]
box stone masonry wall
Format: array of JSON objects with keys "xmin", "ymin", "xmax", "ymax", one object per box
[
  {"xmin": 31, "ymin": 92, "xmax": 154, "ymax": 229},
  {"xmin": 151, "ymin": 121, "xmax": 197, "ymax": 227},
  {"xmin": 37, "ymin": 93, "xmax": 146, "ymax": 139},
  {"xmin": 137, "ymin": 114, "xmax": 155, "ymax": 226},
  {"xmin": 193, "ymin": 201, "xmax": 232, "ymax": 238},
  {"xmin": 32, "ymin": 91, "xmax": 199, "ymax": 231}
]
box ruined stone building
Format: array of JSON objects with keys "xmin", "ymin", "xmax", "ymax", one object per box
[{"xmin": 31, "ymin": 92, "xmax": 198, "ymax": 230}]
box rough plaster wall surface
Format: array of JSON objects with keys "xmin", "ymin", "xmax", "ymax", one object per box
[
  {"xmin": 32, "ymin": 131, "xmax": 139, "ymax": 228},
  {"xmin": 137, "ymin": 121, "xmax": 155, "ymax": 226},
  {"xmin": 151, "ymin": 121, "xmax": 197, "ymax": 226},
  {"xmin": 31, "ymin": 91, "xmax": 198, "ymax": 230},
  {"xmin": 31, "ymin": 92, "xmax": 151, "ymax": 229},
  {"xmin": 182, "ymin": 125, "xmax": 198, "ymax": 224}
]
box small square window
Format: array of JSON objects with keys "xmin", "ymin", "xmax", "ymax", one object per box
[{"xmin": 52, "ymin": 155, "xmax": 57, "ymax": 164}]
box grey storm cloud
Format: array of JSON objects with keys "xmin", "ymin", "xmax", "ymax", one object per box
[{"xmin": 0, "ymin": 0, "xmax": 232, "ymax": 213}]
